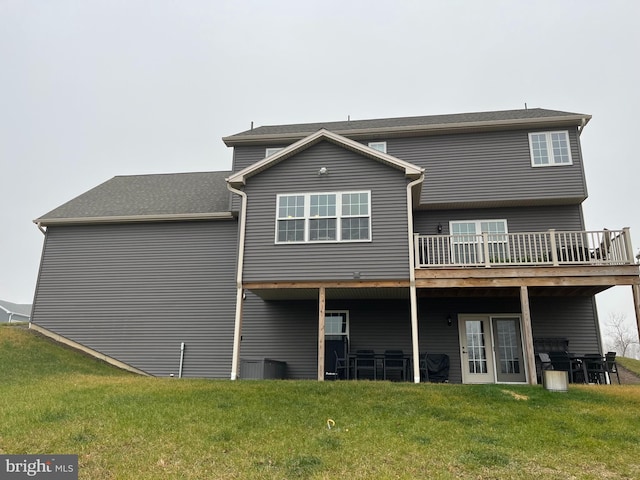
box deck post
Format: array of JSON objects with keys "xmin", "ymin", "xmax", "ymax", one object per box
[
  {"xmin": 414, "ymin": 233, "xmax": 421, "ymax": 268},
  {"xmin": 482, "ymin": 232, "xmax": 491, "ymax": 268},
  {"xmin": 632, "ymin": 284, "xmax": 640, "ymax": 340},
  {"xmin": 623, "ymin": 227, "xmax": 634, "ymax": 264},
  {"xmin": 410, "ymin": 283, "xmax": 420, "ymax": 383},
  {"xmin": 318, "ymin": 286, "xmax": 326, "ymax": 381},
  {"xmin": 519, "ymin": 286, "xmax": 537, "ymax": 385},
  {"xmin": 548, "ymin": 229, "xmax": 559, "ymax": 266}
]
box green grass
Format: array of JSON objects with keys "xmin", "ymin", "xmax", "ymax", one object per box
[
  {"xmin": 618, "ymin": 356, "xmax": 640, "ymax": 376},
  {"xmin": 2, "ymin": 324, "xmax": 640, "ymax": 479}
]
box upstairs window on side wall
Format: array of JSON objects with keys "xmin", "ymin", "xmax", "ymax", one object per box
[
  {"xmin": 276, "ymin": 191, "xmax": 371, "ymax": 243},
  {"xmin": 368, "ymin": 142, "xmax": 387, "ymax": 153},
  {"xmin": 265, "ymin": 147, "xmax": 284, "ymax": 157},
  {"xmin": 528, "ymin": 131, "xmax": 572, "ymax": 166}
]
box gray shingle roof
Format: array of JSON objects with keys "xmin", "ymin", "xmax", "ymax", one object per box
[
  {"xmin": 36, "ymin": 171, "xmax": 232, "ymax": 223},
  {"xmin": 223, "ymin": 108, "xmax": 589, "ymax": 145},
  {"xmin": 0, "ymin": 300, "xmax": 32, "ymax": 317}
]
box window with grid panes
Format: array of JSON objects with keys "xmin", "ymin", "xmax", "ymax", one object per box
[{"xmin": 276, "ymin": 191, "xmax": 371, "ymax": 243}]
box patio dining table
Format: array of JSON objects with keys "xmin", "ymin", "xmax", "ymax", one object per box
[
  {"xmin": 568, "ymin": 353, "xmax": 609, "ymax": 384},
  {"xmin": 347, "ymin": 352, "xmax": 412, "ymax": 380}
]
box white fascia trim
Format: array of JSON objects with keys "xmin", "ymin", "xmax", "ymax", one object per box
[
  {"xmin": 33, "ymin": 212, "xmax": 234, "ymax": 226},
  {"xmin": 0, "ymin": 305, "xmax": 10, "ymax": 314},
  {"xmin": 226, "ymin": 129, "xmax": 424, "ymax": 187}
]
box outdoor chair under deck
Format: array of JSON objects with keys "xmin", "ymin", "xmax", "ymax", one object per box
[
  {"xmin": 548, "ymin": 352, "xmax": 584, "ymax": 383},
  {"xmin": 606, "ymin": 351, "xmax": 621, "ymax": 384},
  {"xmin": 354, "ymin": 350, "xmax": 377, "ymax": 380},
  {"xmin": 582, "ymin": 354, "xmax": 608, "ymax": 384},
  {"xmin": 334, "ymin": 351, "xmax": 348, "ymax": 380},
  {"xmin": 383, "ymin": 350, "xmax": 406, "ymax": 381},
  {"xmin": 537, "ymin": 352, "xmax": 554, "ymax": 384}
]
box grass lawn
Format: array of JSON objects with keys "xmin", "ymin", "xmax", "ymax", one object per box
[
  {"xmin": 2, "ymin": 324, "xmax": 640, "ymax": 479},
  {"xmin": 618, "ymin": 355, "xmax": 640, "ymax": 376}
]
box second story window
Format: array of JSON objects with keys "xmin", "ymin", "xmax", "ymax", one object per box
[
  {"xmin": 528, "ymin": 131, "xmax": 572, "ymax": 167},
  {"xmin": 368, "ymin": 141, "xmax": 387, "ymax": 153},
  {"xmin": 276, "ymin": 191, "xmax": 371, "ymax": 243},
  {"xmin": 265, "ymin": 147, "xmax": 284, "ymax": 157}
]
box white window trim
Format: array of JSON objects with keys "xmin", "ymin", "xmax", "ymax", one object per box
[
  {"xmin": 528, "ymin": 131, "xmax": 572, "ymax": 167},
  {"xmin": 368, "ymin": 141, "xmax": 387, "ymax": 153},
  {"xmin": 325, "ymin": 310, "xmax": 350, "ymax": 338},
  {"xmin": 265, "ymin": 147, "xmax": 284, "ymax": 157},
  {"xmin": 275, "ymin": 190, "xmax": 372, "ymax": 244}
]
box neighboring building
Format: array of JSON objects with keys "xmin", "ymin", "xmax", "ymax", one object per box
[
  {"xmin": 30, "ymin": 108, "xmax": 640, "ymax": 383},
  {"xmin": 0, "ymin": 300, "xmax": 32, "ymax": 323}
]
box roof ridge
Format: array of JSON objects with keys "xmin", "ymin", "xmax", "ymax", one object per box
[
  {"xmin": 113, "ymin": 170, "xmax": 232, "ymax": 179},
  {"xmin": 254, "ymin": 107, "xmax": 562, "ymax": 129},
  {"xmin": 224, "ymin": 107, "xmax": 589, "ymax": 144}
]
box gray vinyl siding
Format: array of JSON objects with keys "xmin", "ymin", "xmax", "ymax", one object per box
[
  {"xmin": 241, "ymin": 140, "xmax": 411, "ymax": 282},
  {"xmin": 239, "ymin": 295, "xmax": 599, "ymax": 382},
  {"xmin": 417, "ymin": 296, "xmax": 599, "ymax": 383},
  {"xmin": 232, "ymin": 145, "xmax": 289, "ymax": 172},
  {"xmin": 529, "ymin": 296, "xmax": 600, "ymax": 354},
  {"xmin": 413, "ymin": 205, "xmax": 585, "ymax": 235},
  {"xmin": 31, "ymin": 221, "xmax": 238, "ymax": 378},
  {"xmin": 385, "ymin": 128, "xmax": 586, "ymax": 207},
  {"xmin": 231, "ymin": 145, "xmax": 289, "ymax": 212},
  {"xmin": 240, "ymin": 297, "xmax": 414, "ymax": 380},
  {"xmin": 240, "ymin": 294, "xmax": 318, "ymax": 379},
  {"xmin": 232, "ymin": 128, "xmax": 587, "ymax": 209}
]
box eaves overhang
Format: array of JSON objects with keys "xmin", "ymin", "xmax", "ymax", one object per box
[
  {"xmin": 223, "ymin": 114, "xmax": 592, "ymax": 146},
  {"xmin": 226, "ymin": 128, "xmax": 425, "ymax": 188},
  {"xmin": 33, "ymin": 212, "xmax": 234, "ymax": 227}
]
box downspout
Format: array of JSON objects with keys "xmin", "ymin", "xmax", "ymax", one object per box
[
  {"xmin": 178, "ymin": 342, "xmax": 186, "ymax": 378},
  {"xmin": 36, "ymin": 222, "xmax": 46, "ymax": 235},
  {"xmin": 226, "ymin": 182, "xmax": 248, "ymax": 380},
  {"xmin": 407, "ymin": 173, "xmax": 425, "ymax": 383}
]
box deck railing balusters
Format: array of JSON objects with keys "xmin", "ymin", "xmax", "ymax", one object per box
[{"xmin": 415, "ymin": 229, "xmax": 632, "ymax": 268}]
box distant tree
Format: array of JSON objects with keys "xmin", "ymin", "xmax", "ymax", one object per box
[{"xmin": 604, "ymin": 312, "xmax": 639, "ymax": 357}]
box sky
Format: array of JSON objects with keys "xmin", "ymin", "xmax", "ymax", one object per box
[{"xmin": 1, "ymin": 1, "xmax": 639, "ymax": 344}]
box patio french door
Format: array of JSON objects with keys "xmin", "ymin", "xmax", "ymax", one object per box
[
  {"xmin": 450, "ymin": 220, "xmax": 508, "ymax": 264},
  {"xmin": 458, "ymin": 315, "xmax": 527, "ymax": 384},
  {"xmin": 324, "ymin": 311, "xmax": 349, "ymax": 379}
]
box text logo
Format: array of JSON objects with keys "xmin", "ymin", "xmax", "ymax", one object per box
[{"xmin": 0, "ymin": 455, "xmax": 77, "ymax": 479}]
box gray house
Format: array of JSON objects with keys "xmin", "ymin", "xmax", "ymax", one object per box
[
  {"xmin": 30, "ymin": 108, "xmax": 640, "ymax": 383},
  {"xmin": 0, "ymin": 300, "xmax": 32, "ymax": 323}
]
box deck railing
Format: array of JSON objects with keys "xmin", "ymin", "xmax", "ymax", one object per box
[{"xmin": 414, "ymin": 228, "xmax": 635, "ymax": 268}]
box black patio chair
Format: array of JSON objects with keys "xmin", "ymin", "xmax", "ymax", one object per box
[
  {"xmin": 537, "ymin": 352, "xmax": 554, "ymax": 384},
  {"xmin": 583, "ymin": 354, "xmax": 608, "ymax": 384},
  {"xmin": 548, "ymin": 352, "xmax": 584, "ymax": 383},
  {"xmin": 383, "ymin": 350, "xmax": 405, "ymax": 381},
  {"xmin": 354, "ymin": 350, "xmax": 376, "ymax": 380},
  {"xmin": 334, "ymin": 350, "xmax": 348, "ymax": 380},
  {"xmin": 605, "ymin": 351, "xmax": 621, "ymax": 384}
]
